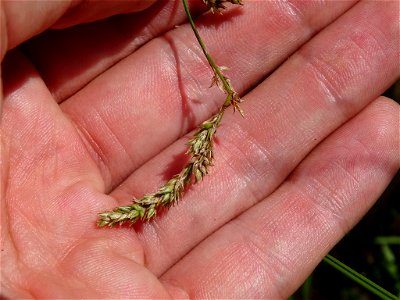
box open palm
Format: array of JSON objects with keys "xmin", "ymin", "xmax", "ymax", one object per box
[{"xmin": 1, "ymin": 1, "xmax": 399, "ymax": 298}]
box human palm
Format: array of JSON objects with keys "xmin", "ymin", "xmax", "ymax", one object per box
[{"xmin": 1, "ymin": 1, "xmax": 399, "ymax": 298}]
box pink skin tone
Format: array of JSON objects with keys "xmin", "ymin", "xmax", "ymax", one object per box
[{"xmin": 1, "ymin": 0, "xmax": 399, "ymax": 298}]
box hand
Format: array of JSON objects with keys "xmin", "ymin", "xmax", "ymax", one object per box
[{"xmin": 1, "ymin": 1, "xmax": 398, "ymax": 298}]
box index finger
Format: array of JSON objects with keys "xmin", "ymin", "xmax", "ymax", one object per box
[{"xmin": 1, "ymin": 0, "xmax": 156, "ymax": 56}]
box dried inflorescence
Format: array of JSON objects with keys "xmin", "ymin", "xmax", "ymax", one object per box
[
  {"xmin": 98, "ymin": 173, "xmax": 187, "ymax": 226},
  {"xmin": 97, "ymin": 111, "xmax": 226, "ymax": 227},
  {"xmin": 203, "ymin": 0, "xmax": 243, "ymax": 13},
  {"xmin": 97, "ymin": 0, "xmax": 243, "ymax": 227}
]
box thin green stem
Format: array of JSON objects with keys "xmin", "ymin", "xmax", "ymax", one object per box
[
  {"xmin": 324, "ymin": 254, "xmax": 398, "ymax": 300},
  {"xmin": 182, "ymin": 0, "xmax": 232, "ymax": 97}
]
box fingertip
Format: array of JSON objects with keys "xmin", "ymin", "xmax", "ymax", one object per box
[
  {"xmin": 2, "ymin": 0, "xmax": 73, "ymax": 50},
  {"xmin": 52, "ymin": 0, "xmax": 157, "ymax": 29},
  {"xmin": 0, "ymin": 0, "xmax": 157, "ymax": 52}
]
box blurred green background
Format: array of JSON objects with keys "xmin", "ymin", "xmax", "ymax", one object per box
[{"xmin": 291, "ymin": 81, "xmax": 400, "ymax": 300}]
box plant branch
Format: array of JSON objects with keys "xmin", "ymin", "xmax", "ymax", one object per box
[
  {"xmin": 182, "ymin": 0, "xmax": 232, "ymax": 94},
  {"xmin": 97, "ymin": 0, "xmax": 243, "ymax": 227},
  {"xmin": 183, "ymin": 0, "xmax": 244, "ymax": 114}
]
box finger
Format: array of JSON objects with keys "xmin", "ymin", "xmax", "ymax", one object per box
[
  {"xmin": 61, "ymin": 0, "xmax": 357, "ymax": 191},
  {"xmin": 110, "ymin": 0, "xmax": 399, "ymax": 275},
  {"xmin": 22, "ymin": 0, "xmax": 207, "ymax": 101},
  {"xmin": 0, "ymin": 0, "xmax": 155, "ymax": 56},
  {"xmin": 1, "ymin": 0, "xmax": 72, "ymax": 54},
  {"xmin": 160, "ymin": 97, "xmax": 400, "ymax": 298},
  {"xmin": 52, "ymin": 0, "xmax": 156, "ymax": 29}
]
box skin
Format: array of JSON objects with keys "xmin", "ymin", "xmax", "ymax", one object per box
[{"xmin": 1, "ymin": 0, "xmax": 399, "ymax": 298}]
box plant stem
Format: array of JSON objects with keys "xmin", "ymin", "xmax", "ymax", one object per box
[
  {"xmin": 97, "ymin": 0, "xmax": 243, "ymax": 226},
  {"xmin": 182, "ymin": 0, "xmax": 233, "ymax": 99},
  {"xmin": 324, "ymin": 254, "xmax": 398, "ymax": 300}
]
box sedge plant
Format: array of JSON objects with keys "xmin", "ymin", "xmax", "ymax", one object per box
[
  {"xmin": 97, "ymin": 0, "xmax": 244, "ymax": 227},
  {"xmin": 96, "ymin": 1, "xmax": 397, "ymax": 299}
]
